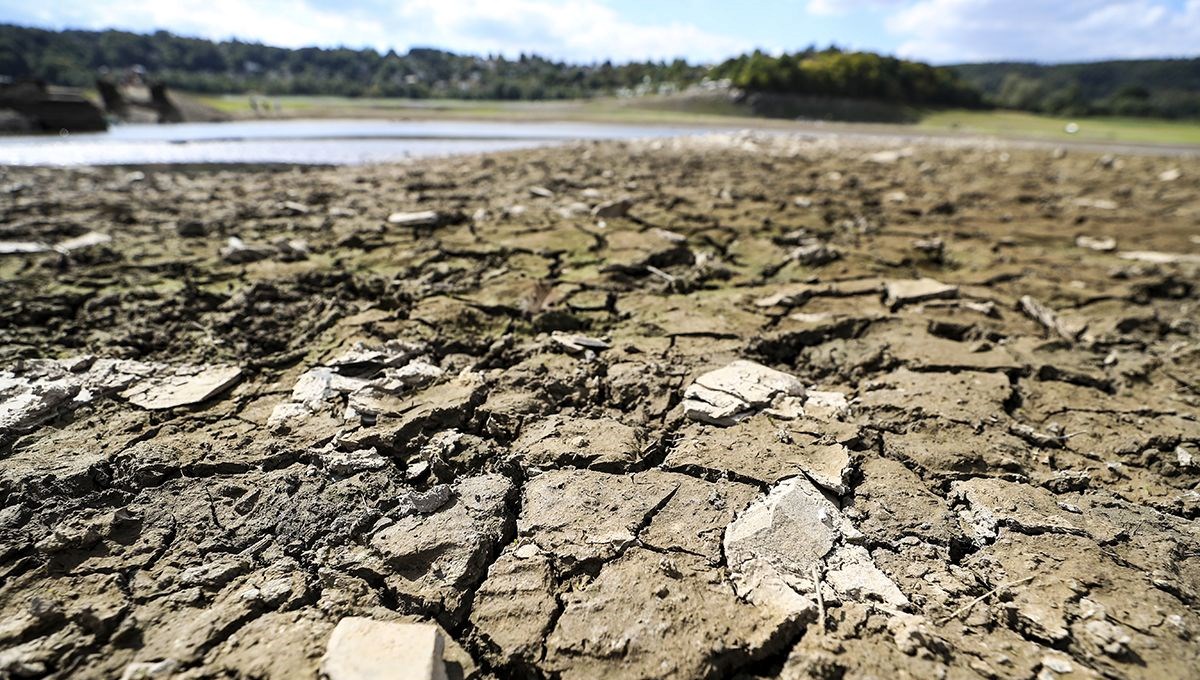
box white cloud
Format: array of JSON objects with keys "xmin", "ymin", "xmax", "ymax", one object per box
[
  {"xmin": 887, "ymin": 0, "xmax": 1200, "ymax": 62},
  {"xmin": 395, "ymin": 0, "xmax": 749, "ymax": 61},
  {"xmin": 806, "ymin": 0, "xmax": 906, "ymax": 16},
  {"xmin": 3, "ymin": 0, "xmax": 751, "ymax": 63}
]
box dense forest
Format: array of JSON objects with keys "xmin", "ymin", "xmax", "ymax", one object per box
[
  {"xmin": 713, "ymin": 49, "xmax": 983, "ymax": 108},
  {"xmin": 2, "ymin": 23, "xmax": 1198, "ymax": 118},
  {"xmin": 951, "ymin": 59, "xmax": 1200, "ymax": 118}
]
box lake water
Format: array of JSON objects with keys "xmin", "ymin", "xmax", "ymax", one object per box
[{"xmin": 0, "ymin": 119, "xmax": 725, "ymax": 166}]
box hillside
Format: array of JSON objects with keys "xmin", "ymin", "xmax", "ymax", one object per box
[{"xmin": 951, "ymin": 58, "xmax": 1200, "ymax": 118}]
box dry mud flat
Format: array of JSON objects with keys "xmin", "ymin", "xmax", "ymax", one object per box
[{"xmin": 0, "ymin": 133, "xmax": 1199, "ymax": 679}]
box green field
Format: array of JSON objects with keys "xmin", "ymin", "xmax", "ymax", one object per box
[
  {"xmin": 192, "ymin": 93, "xmax": 1200, "ymax": 147},
  {"xmin": 916, "ymin": 110, "xmax": 1200, "ymax": 146}
]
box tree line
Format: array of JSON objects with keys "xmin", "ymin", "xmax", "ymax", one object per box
[
  {"xmin": 951, "ymin": 59, "xmax": 1200, "ymax": 119},
  {"xmin": 2, "ymin": 23, "xmax": 1196, "ymax": 118},
  {"xmin": 0, "ymin": 24, "xmax": 705, "ymax": 100}
]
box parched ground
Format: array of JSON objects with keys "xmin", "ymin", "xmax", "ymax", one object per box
[{"xmin": 1, "ymin": 133, "xmax": 1198, "ymax": 679}]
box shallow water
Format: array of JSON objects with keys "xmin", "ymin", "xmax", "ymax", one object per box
[{"xmin": 0, "ymin": 119, "xmax": 721, "ymax": 166}]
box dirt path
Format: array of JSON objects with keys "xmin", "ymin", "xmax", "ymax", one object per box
[{"xmin": 1, "ymin": 133, "xmax": 1198, "ymax": 679}]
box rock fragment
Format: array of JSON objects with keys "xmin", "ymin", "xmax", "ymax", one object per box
[
  {"xmin": 120, "ymin": 365, "xmax": 243, "ymax": 410},
  {"xmin": 884, "ymin": 278, "xmax": 958, "ymax": 309},
  {"xmin": 387, "ymin": 210, "xmax": 442, "ymax": 227},
  {"xmin": 592, "ymin": 197, "xmax": 632, "ymax": 218},
  {"xmin": 1019, "ymin": 295, "xmax": 1087, "ymax": 342},
  {"xmin": 220, "ymin": 236, "xmax": 276, "ymax": 263},
  {"xmin": 320, "ymin": 618, "xmax": 448, "ymax": 680},
  {"xmin": 0, "ymin": 241, "xmax": 50, "ymax": 255},
  {"xmin": 54, "ymin": 231, "xmax": 111, "ymax": 253},
  {"xmin": 1118, "ymin": 250, "xmax": 1200, "ymax": 265},
  {"xmin": 683, "ymin": 360, "xmax": 806, "ymax": 426},
  {"xmin": 1075, "ymin": 235, "xmax": 1116, "ymax": 252},
  {"xmin": 549, "ymin": 331, "xmax": 610, "ymax": 354},
  {"xmin": 788, "ymin": 240, "xmax": 841, "ymax": 266},
  {"xmin": 724, "ymin": 476, "xmax": 907, "ymax": 616}
]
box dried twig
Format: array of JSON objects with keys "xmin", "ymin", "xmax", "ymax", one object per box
[
  {"xmin": 937, "ymin": 576, "xmax": 1035, "ymax": 624},
  {"xmin": 812, "ymin": 563, "xmax": 826, "ymax": 633}
]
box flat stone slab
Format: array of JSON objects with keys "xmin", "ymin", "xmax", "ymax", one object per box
[
  {"xmin": 321, "ymin": 618, "xmax": 447, "ymax": 680},
  {"xmin": 121, "ymin": 365, "xmax": 243, "ymax": 410},
  {"xmin": 683, "ymin": 360, "xmax": 805, "ymax": 426}
]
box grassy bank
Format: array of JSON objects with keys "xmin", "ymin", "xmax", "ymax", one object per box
[
  {"xmin": 916, "ymin": 110, "xmax": 1200, "ymax": 146},
  {"xmin": 192, "ymin": 92, "xmax": 1200, "ymax": 147}
]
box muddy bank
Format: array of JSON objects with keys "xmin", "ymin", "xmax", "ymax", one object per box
[{"xmin": 0, "ymin": 133, "xmax": 1198, "ymax": 679}]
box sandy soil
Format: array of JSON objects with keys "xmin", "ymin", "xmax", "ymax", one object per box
[{"xmin": 1, "ymin": 133, "xmax": 1198, "ymax": 679}]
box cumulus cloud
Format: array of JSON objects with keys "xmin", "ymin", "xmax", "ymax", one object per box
[
  {"xmin": 1, "ymin": 0, "xmax": 751, "ymax": 62},
  {"xmin": 887, "ymin": 0, "xmax": 1200, "ymax": 62}
]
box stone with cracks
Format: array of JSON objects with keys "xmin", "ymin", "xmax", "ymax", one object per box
[
  {"xmin": 683, "ymin": 360, "xmax": 806, "ymax": 426},
  {"xmin": 724, "ymin": 476, "xmax": 908, "ymax": 616}
]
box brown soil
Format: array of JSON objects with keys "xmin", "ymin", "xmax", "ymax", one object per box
[{"xmin": 1, "ymin": 134, "xmax": 1198, "ymax": 679}]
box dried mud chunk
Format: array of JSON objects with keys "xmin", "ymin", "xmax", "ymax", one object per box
[
  {"xmin": 510, "ymin": 414, "xmax": 644, "ymax": 470},
  {"xmin": 969, "ymin": 532, "xmax": 1200, "ymax": 676},
  {"xmin": 879, "ymin": 324, "xmax": 1020, "ymax": 372},
  {"xmin": 855, "ymin": 368, "xmax": 1013, "ymax": 426},
  {"xmin": 619, "ymin": 289, "xmax": 764, "ymax": 338},
  {"xmin": 883, "ymin": 422, "xmax": 1033, "ymax": 477},
  {"xmin": 120, "ymin": 364, "xmax": 243, "ymax": 410},
  {"xmin": 640, "ymin": 476, "xmax": 760, "ymax": 562},
  {"xmin": 951, "ymin": 477, "xmax": 1087, "ymax": 545},
  {"xmin": 682, "ymin": 359, "xmax": 805, "ymax": 426},
  {"xmin": 469, "ymin": 544, "xmax": 558, "ymax": 665},
  {"xmin": 884, "ymin": 278, "xmax": 958, "ymax": 309},
  {"xmin": 600, "ymin": 228, "xmax": 692, "ymax": 274},
  {"xmin": 340, "ymin": 371, "xmax": 485, "ymax": 452},
  {"xmin": 851, "ymin": 457, "xmax": 960, "ymax": 546},
  {"xmin": 201, "ymin": 610, "xmax": 332, "ymax": 679},
  {"xmin": 519, "ymin": 469, "xmax": 679, "ymax": 565},
  {"xmin": 369, "ymin": 474, "xmax": 513, "ymax": 620},
  {"xmin": 724, "ymin": 476, "xmax": 907, "ymax": 615},
  {"xmin": 543, "ymin": 547, "xmax": 793, "ymax": 680},
  {"xmin": 665, "ymin": 417, "xmax": 852, "ymax": 493},
  {"xmin": 751, "ymin": 312, "xmax": 877, "ymax": 366},
  {"xmin": 604, "ymin": 359, "xmax": 676, "ymax": 420}
]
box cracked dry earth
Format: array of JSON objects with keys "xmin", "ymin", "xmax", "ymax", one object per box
[{"xmin": 1, "ymin": 133, "xmax": 1199, "ymax": 680}]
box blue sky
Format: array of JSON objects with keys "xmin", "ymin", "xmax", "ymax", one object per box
[{"xmin": 3, "ymin": 0, "xmax": 1199, "ymax": 64}]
